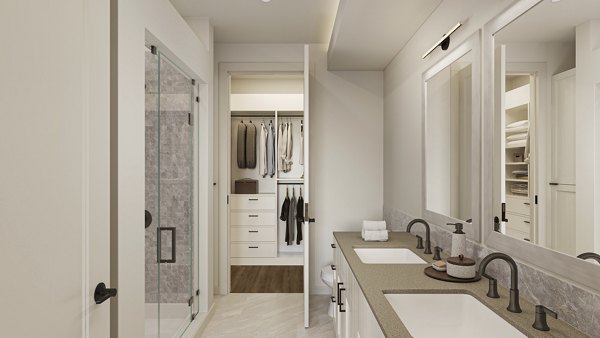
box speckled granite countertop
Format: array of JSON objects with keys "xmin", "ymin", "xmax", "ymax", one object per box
[{"xmin": 333, "ymin": 231, "xmax": 588, "ymax": 338}]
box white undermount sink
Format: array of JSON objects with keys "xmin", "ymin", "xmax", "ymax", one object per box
[
  {"xmin": 384, "ymin": 293, "xmax": 526, "ymax": 338},
  {"xmin": 353, "ymin": 248, "xmax": 426, "ymax": 264}
]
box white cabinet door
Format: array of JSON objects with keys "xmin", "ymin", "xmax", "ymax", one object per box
[
  {"xmin": 0, "ymin": 1, "xmax": 111, "ymax": 337},
  {"xmin": 550, "ymin": 185, "xmax": 577, "ymax": 255}
]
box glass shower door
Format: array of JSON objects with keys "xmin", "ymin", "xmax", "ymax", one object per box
[
  {"xmin": 145, "ymin": 46, "xmax": 195, "ymax": 338},
  {"xmin": 157, "ymin": 51, "xmax": 194, "ymax": 337}
]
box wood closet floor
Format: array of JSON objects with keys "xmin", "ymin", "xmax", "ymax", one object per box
[{"xmin": 231, "ymin": 265, "xmax": 303, "ymax": 293}]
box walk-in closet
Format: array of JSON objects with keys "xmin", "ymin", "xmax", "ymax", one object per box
[
  {"xmin": 217, "ymin": 48, "xmax": 312, "ymax": 328},
  {"xmin": 228, "ymin": 73, "xmax": 307, "ymax": 293}
]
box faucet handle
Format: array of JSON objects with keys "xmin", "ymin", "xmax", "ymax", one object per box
[
  {"xmin": 415, "ymin": 235, "xmax": 424, "ymax": 249},
  {"xmin": 532, "ymin": 305, "xmax": 558, "ymax": 331},
  {"xmin": 482, "ymin": 273, "xmax": 500, "ymax": 298},
  {"xmin": 432, "ymin": 246, "xmax": 443, "ymax": 260}
]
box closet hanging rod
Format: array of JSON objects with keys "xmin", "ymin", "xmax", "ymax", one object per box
[{"xmin": 277, "ymin": 182, "xmax": 304, "ymax": 185}]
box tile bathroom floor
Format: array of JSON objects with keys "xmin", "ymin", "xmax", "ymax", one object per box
[{"xmin": 197, "ymin": 294, "xmax": 334, "ymax": 338}]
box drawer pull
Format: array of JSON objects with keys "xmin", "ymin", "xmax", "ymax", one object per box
[
  {"xmin": 331, "ymin": 296, "xmax": 336, "ymax": 303},
  {"xmin": 524, "ymin": 202, "xmax": 530, "ymax": 206},
  {"xmin": 339, "ymin": 288, "xmax": 346, "ymax": 312},
  {"xmin": 331, "ymin": 264, "xmax": 336, "ymax": 271},
  {"xmin": 331, "ymin": 243, "xmax": 336, "ymax": 248},
  {"xmin": 524, "ymin": 221, "xmax": 530, "ymax": 224},
  {"xmin": 248, "ymin": 198, "xmax": 259, "ymax": 201},
  {"xmin": 249, "ymin": 246, "xmax": 259, "ymax": 249},
  {"xmin": 248, "ymin": 214, "xmax": 259, "ymax": 218},
  {"xmin": 248, "ymin": 230, "xmax": 259, "ymax": 233}
]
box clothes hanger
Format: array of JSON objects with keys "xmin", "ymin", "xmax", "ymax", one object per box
[{"xmin": 286, "ymin": 186, "xmax": 289, "ymax": 198}]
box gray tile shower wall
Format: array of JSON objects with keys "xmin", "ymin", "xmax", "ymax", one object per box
[{"xmin": 384, "ymin": 206, "xmax": 600, "ymax": 338}]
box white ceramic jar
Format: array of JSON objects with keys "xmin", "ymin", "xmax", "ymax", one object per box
[{"xmin": 446, "ymin": 255, "xmax": 476, "ymax": 279}]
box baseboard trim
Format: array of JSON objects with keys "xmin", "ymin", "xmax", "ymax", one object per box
[{"xmin": 181, "ymin": 302, "xmax": 216, "ymax": 338}]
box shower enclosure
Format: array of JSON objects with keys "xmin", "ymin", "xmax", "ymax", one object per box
[{"xmin": 145, "ymin": 45, "xmax": 198, "ymax": 338}]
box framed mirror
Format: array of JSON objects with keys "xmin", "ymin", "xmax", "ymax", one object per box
[
  {"xmin": 483, "ymin": 0, "xmax": 600, "ymax": 292},
  {"xmin": 423, "ymin": 32, "xmax": 481, "ymax": 240}
]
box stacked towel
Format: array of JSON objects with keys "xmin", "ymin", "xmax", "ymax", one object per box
[{"xmin": 362, "ymin": 220, "xmax": 388, "ymax": 241}]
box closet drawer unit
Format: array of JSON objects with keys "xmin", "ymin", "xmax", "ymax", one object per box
[
  {"xmin": 505, "ymin": 227, "xmax": 531, "ymax": 241},
  {"xmin": 231, "ymin": 212, "xmax": 276, "ymax": 226},
  {"xmin": 230, "ymin": 194, "xmax": 276, "ymax": 210},
  {"xmin": 231, "ymin": 242, "xmax": 277, "ymax": 258},
  {"xmin": 505, "ymin": 212, "xmax": 531, "ymax": 235},
  {"xmin": 506, "ymin": 195, "xmax": 531, "ymax": 216},
  {"xmin": 231, "ymin": 226, "xmax": 276, "ymax": 242}
]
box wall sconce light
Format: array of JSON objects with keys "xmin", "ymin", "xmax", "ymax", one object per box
[{"xmin": 422, "ymin": 22, "xmax": 462, "ymax": 59}]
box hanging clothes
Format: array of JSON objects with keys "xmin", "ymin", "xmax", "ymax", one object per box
[
  {"xmin": 236, "ymin": 122, "xmax": 247, "ymax": 168},
  {"xmin": 278, "ymin": 123, "xmax": 287, "ymax": 172},
  {"xmin": 281, "ymin": 191, "xmax": 291, "ymax": 243},
  {"xmin": 245, "ymin": 123, "xmax": 257, "ymax": 169},
  {"xmin": 287, "ymin": 192, "xmax": 297, "ymax": 246},
  {"xmin": 296, "ymin": 193, "xmax": 304, "ymax": 245},
  {"xmin": 299, "ymin": 121, "xmax": 304, "ymax": 166},
  {"xmin": 259, "ymin": 123, "xmax": 268, "ymax": 177},
  {"xmin": 284, "ymin": 123, "xmax": 293, "ymax": 172},
  {"xmin": 267, "ymin": 122, "xmax": 276, "ymax": 177}
]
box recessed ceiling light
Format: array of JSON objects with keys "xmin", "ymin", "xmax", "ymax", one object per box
[
  {"xmin": 261, "ymin": 0, "xmax": 272, "ymax": 3},
  {"xmin": 551, "ymin": 0, "xmax": 561, "ymax": 3}
]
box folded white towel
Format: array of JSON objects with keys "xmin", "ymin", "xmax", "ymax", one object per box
[
  {"xmin": 362, "ymin": 220, "xmax": 386, "ymax": 239},
  {"xmin": 363, "ymin": 230, "xmax": 389, "ymax": 242}
]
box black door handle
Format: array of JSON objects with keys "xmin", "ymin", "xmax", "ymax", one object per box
[
  {"xmin": 145, "ymin": 210, "xmax": 152, "ymax": 229},
  {"xmin": 158, "ymin": 227, "xmax": 176, "ymax": 263},
  {"xmin": 94, "ymin": 282, "xmax": 117, "ymax": 304}
]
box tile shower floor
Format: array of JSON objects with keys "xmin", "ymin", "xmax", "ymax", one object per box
[{"xmin": 145, "ymin": 303, "xmax": 191, "ymax": 338}]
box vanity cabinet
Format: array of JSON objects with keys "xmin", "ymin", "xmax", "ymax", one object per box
[{"xmin": 332, "ymin": 239, "xmax": 384, "ymax": 338}]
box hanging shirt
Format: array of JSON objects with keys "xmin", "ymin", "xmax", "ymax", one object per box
[
  {"xmin": 245, "ymin": 123, "xmax": 257, "ymax": 169},
  {"xmin": 299, "ymin": 122, "xmax": 304, "ymax": 166},
  {"xmin": 286, "ymin": 194, "xmax": 296, "ymax": 245},
  {"xmin": 296, "ymin": 194, "xmax": 304, "ymax": 245},
  {"xmin": 236, "ymin": 122, "xmax": 247, "ymax": 168},
  {"xmin": 278, "ymin": 123, "xmax": 287, "ymax": 172},
  {"xmin": 259, "ymin": 123, "xmax": 268, "ymax": 177},
  {"xmin": 284, "ymin": 123, "xmax": 293, "ymax": 172},
  {"xmin": 267, "ymin": 123, "xmax": 276, "ymax": 177}
]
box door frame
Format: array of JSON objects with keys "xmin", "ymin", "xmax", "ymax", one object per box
[{"xmin": 217, "ymin": 62, "xmax": 305, "ymax": 295}]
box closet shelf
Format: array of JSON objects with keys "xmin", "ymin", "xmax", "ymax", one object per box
[
  {"xmin": 277, "ymin": 178, "xmax": 304, "ymax": 182},
  {"xmin": 506, "ymin": 162, "xmax": 528, "ymax": 165},
  {"xmin": 506, "ymin": 144, "xmax": 526, "ymax": 149}
]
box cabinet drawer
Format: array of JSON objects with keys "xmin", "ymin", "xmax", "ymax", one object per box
[
  {"xmin": 505, "ymin": 227, "xmax": 530, "ymax": 241},
  {"xmin": 230, "ymin": 194, "xmax": 276, "ymax": 210},
  {"xmin": 506, "ymin": 212, "xmax": 531, "ymax": 235},
  {"xmin": 231, "ymin": 226, "xmax": 276, "ymax": 242},
  {"xmin": 506, "ymin": 195, "xmax": 531, "ymax": 216},
  {"xmin": 231, "ymin": 242, "xmax": 276, "ymax": 258},
  {"xmin": 231, "ymin": 212, "xmax": 276, "ymax": 226}
]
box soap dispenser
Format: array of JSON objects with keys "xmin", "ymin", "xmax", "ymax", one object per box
[{"xmin": 449, "ymin": 222, "xmax": 466, "ymax": 257}]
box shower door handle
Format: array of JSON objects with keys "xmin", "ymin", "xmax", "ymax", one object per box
[{"xmin": 157, "ymin": 227, "xmax": 176, "ymax": 263}]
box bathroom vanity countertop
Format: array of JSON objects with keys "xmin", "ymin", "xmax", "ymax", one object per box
[{"xmin": 333, "ymin": 231, "xmax": 588, "ymax": 338}]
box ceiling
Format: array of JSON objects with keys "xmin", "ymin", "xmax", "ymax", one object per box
[
  {"xmin": 169, "ymin": 0, "xmax": 339, "ymax": 43},
  {"xmin": 170, "ymin": 0, "xmax": 443, "ymax": 71},
  {"xmin": 327, "ymin": 0, "xmax": 442, "ymax": 70},
  {"xmin": 495, "ymin": 0, "xmax": 600, "ymax": 43}
]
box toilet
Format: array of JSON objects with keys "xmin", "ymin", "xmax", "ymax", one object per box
[{"xmin": 320, "ymin": 264, "xmax": 335, "ymax": 317}]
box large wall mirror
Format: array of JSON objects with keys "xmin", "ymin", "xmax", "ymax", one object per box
[
  {"xmin": 423, "ymin": 32, "xmax": 481, "ymax": 240},
  {"xmin": 484, "ymin": 0, "xmax": 600, "ymax": 292}
]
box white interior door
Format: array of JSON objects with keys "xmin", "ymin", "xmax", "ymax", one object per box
[
  {"xmin": 0, "ymin": 1, "xmax": 111, "ymax": 337},
  {"xmin": 550, "ymin": 70, "xmax": 576, "ymax": 252},
  {"xmin": 303, "ymin": 44, "xmax": 311, "ymax": 328}
]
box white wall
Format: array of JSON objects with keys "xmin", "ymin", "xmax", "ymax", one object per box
[
  {"xmin": 383, "ymin": 0, "xmax": 513, "ymax": 218},
  {"xmin": 214, "ymin": 43, "xmax": 383, "ymax": 294},
  {"xmin": 575, "ymin": 21, "xmax": 600, "ymax": 252},
  {"xmin": 115, "ymin": 1, "xmax": 212, "ymax": 336}
]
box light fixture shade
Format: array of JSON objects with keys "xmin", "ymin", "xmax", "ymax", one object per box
[{"xmin": 422, "ymin": 22, "xmax": 462, "ymax": 59}]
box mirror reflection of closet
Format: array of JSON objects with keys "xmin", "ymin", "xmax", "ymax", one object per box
[{"xmin": 493, "ymin": 0, "xmax": 600, "ymax": 262}]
